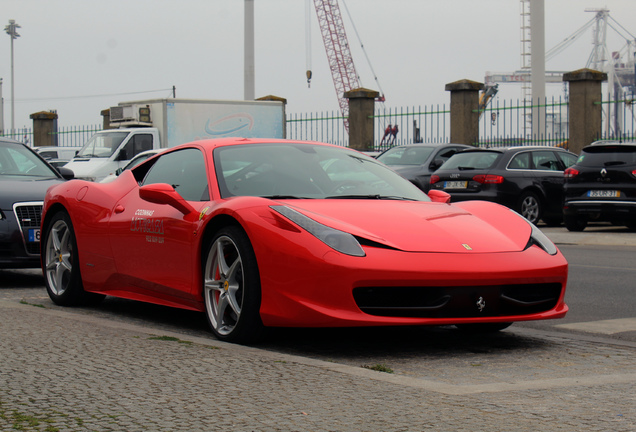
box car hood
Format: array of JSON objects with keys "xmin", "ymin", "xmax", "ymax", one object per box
[
  {"xmin": 0, "ymin": 177, "xmax": 65, "ymax": 207},
  {"xmin": 281, "ymin": 199, "xmax": 531, "ymax": 253}
]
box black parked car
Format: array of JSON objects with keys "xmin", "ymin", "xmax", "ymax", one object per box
[
  {"xmin": 376, "ymin": 143, "xmax": 471, "ymax": 192},
  {"xmin": 563, "ymin": 142, "xmax": 636, "ymax": 231},
  {"xmin": 0, "ymin": 139, "xmax": 73, "ymax": 268},
  {"xmin": 430, "ymin": 146, "xmax": 578, "ymax": 225}
]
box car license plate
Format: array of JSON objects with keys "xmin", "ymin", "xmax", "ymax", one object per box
[
  {"xmin": 444, "ymin": 181, "xmax": 467, "ymax": 189},
  {"xmin": 587, "ymin": 190, "xmax": 620, "ymax": 198},
  {"xmin": 28, "ymin": 228, "xmax": 40, "ymax": 242}
]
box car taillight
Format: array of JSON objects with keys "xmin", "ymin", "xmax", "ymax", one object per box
[
  {"xmin": 472, "ymin": 174, "xmax": 504, "ymax": 184},
  {"xmin": 564, "ymin": 167, "xmax": 579, "ymax": 179},
  {"xmin": 631, "ymin": 169, "xmax": 636, "ymax": 178},
  {"xmin": 430, "ymin": 174, "xmax": 440, "ymax": 184}
]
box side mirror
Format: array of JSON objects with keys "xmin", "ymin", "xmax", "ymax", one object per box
[
  {"xmin": 115, "ymin": 167, "xmax": 124, "ymax": 176},
  {"xmin": 427, "ymin": 189, "xmax": 451, "ymax": 204},
  {"xmin": 57, "ymin": 167, "xmax": 75, "ymax": 180},
  {"xmin": 429, "ymin": 158, "xmax": 444, "ymax": 170},
  {"xmin": 139, "ymin": 183, "xmax": 195, "ymax": 215}
]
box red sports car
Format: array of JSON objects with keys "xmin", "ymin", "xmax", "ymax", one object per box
[{"xmin": 41, "ymin": 138, "xmax": 568, "ymax": 343}]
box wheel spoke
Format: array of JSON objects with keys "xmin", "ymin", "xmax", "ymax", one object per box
[{"xmin": 204, "ymin": 234, "xmax": 245, "ymax": 337}]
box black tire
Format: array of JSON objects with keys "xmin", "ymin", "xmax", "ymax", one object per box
[
  {"xmin": 455, "ymin": 322, "xmax": 513, "ymax": 333},
  {"xmin": 202, "ymin": 226, "xmax": 263, "ymax": 343},
  {"xmin": 542, "ymin": 217, "xmax": 562, "ymax": 227},
  {"xmin": 42, "ymin": 211, "xmax": 105, "ymax": 306},
  {"xmin": 518, "ymin": 191, "xmax": 542, "ymax": 225},
  {"xmin": 564, "ymin": 215, "xmax": 587, "ymax": 232}
]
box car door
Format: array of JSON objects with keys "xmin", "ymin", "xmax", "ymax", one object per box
[
  {"xmin": 108, "ymin": 147, "xmax": 209, "ymax": 299},
  {"xmin": 530, "ymin": 150, "xmax": 565, "ymax": 213}
]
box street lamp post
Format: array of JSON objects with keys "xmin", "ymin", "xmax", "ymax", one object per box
[{"xmin": 5, "ymin": 19, "xmax": 21, "ymax": 133}]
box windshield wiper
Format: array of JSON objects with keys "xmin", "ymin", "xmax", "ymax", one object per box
[
  {"xmin": 263, "ymin": 195, "xmax": 313, "ymax": 200},
  {"xmin": 326, "ymin": 194, "xmax": 416, "ymax": 200}
]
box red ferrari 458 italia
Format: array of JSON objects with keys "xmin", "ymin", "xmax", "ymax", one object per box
[{"xmin": 41, "ymin": 138, "xmax": 568, "ymax": 343}]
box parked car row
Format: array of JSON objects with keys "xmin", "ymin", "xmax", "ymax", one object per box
[{"xmin": 379, "ymin": 141, "xmax": 636, "ymax": 231}]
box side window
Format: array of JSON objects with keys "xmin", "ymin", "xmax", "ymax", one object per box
[
  {"xmin": 557, "ymin": 152, "xmax": 578, "ymax": 169},
  {"xmin": 435, "ymin": 148, "xmax": 460, "ymax": 164},
  {"xmin": 122, "ymin": 134, "xmax": 154, "ymax": 160},
  {"xmin": 143, "ymin": 148, "xmax": 209, "ymax": 201},
  {"xmin": 532, "ymin": 151, "xmax": 561, "ymax": 171},
  {"xmin": 508, "ymin": 152, "xmax": 530, "ymax": 169}
]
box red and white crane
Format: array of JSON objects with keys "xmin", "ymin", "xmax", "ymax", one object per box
[{"xmin": 307, "ymin": 0, "xmax": 384, "ymax": 130}]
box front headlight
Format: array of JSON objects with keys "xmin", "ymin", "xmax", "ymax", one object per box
[
  {"xmin": 271, "ymin": 205, "xmax": 365, "ymax": 257},
  {"xmin": 529, "ymin": 223, "xmax": 558, "ymax": 255},
  {"xmin": 509, "ymin": 209, "xmax": 558, "ymax": 255}
]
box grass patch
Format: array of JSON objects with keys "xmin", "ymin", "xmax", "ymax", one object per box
[
  {"xmin": 19, "ymin": 300, "xmax": 45, "ymax": 309},
  {"xmin": 363, "ymin": 363, "xmax": 394, "ymax": 374}
]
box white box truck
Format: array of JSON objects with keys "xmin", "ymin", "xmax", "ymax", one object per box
[{"xmin": 65, "ymin": 98, "xmax": 286, "ymax": 182}]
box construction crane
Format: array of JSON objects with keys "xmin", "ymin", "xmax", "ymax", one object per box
[{"xmin": 307, "ymin": 0, "xmax": 384, "ymax": 131}]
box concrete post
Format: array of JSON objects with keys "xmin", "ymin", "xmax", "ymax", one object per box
[
  {"xmin": 29, "ymin": 111, "xmax": 58, "ymax": 148},
  {"xmin": 100, "ymin": 108, "xmax": 112, "ymax": 130},
  {"xmin": 563, "ymin": 68, "xmax": 607, "ymax": 154},
  {"xmin": 345, "ymin": 88, "xmax": 379, "ymax": 150},
  {"xmin": 256, "ymin": 95, "xmax": 287, "ymax": 138},
  {"xmin": 445, "ymin": 79, "xmax": 484, "ymax": 146}
]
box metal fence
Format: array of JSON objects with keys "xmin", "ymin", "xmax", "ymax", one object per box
[
  {"xmin": 1, "ymin": 124, "xmax": 101, "ymax": 148},
  {"xmin": 287, "ymin": 96, "xmax": 636, "ymax": 150},
  {"xmin": 478, "ymin": 97, "xmax": 569, "ymax": 148},
  {"xmin": 286, "ymin": 104, "xmax": 450, "ymax": 150},
  {"xmin": 4, "ymin": 96, "xmax": 635, "ymax": 151}
]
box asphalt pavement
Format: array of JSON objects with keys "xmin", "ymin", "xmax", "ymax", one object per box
[{"xmin": 0, "ymin": 223, "xmax": 635, "ymax": 431}]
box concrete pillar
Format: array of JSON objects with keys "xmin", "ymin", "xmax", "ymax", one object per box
[
  {"xmin": 29, "ymin": 111, "xmax": 58, "ymax": 147},
  {"xmin": 100, "ymin": 108, "xmax": 112, "ymax": 130},
  {"xmin": 256, "ymin": 95, "xmax": 287, "ymax": 138},
  {"xmin": 445, "ymin": 79, "xmax": 484, "ymax": 146},
  {"xmin": 345, "ymin": 88, "xmax": 379, "ymax": 150},
  {"xmin": 563, "ymin": 68, "xmax": 607, "ymax": 154}
]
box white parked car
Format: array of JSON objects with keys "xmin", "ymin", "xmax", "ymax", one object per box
[{"xmin": 100, "ymin": 149, "xmax": 164, "ymax": 183}]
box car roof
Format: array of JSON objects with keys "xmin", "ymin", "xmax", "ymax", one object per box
[
  {"xmin": 590, "ymin": 140, "xmax": 636, "ymax": 146},
  {"xmin": 463, "ymin": 145, "xmax": 570, "ymax": 153},
  {"xmin": 0, "ymin": 137, "xmax": 25, "ymax": 146},
  {"xmin": 583, "ymin": 142, "xmax": 636, "ymax": 152}
]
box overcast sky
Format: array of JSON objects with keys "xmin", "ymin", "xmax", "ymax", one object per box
[{"xmin": 2, "ymin": 0, "xmax": 636, "ymax": 129}]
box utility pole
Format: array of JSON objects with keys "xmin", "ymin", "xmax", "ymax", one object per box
[
  {"xmin": 4, "ymin": 19, "xmax": 20, "ymax": 133},
  {"xmin": 244, "ymin": 0, "xmax": 255, "ymax": 100}
]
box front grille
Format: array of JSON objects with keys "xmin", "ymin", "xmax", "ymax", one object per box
[
  {"xmin": 14, "ymin": 203, "xmax": 43, "ymax": 255},
  {"xmin": 352, "ymin": 283, "xmax": 562, "ymax": 318}
]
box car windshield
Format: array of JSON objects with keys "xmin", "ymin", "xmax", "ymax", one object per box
[
  {"xmin": 439, "ymin": 151, "xmax": 500, "ymax": 170},
  {"xmin": 577, "ymin": 146, "xmax": 636, "ymax": 167},
  {"xmin": 76, "ymin": 132, "xmax": 128, "ymax": 158},
  {"xmin": 0, "ymin": 142, "xmax": 59, "ymax": 179},
  {"xmin": 214, "ymin": 143, "xmax": 429, "ymax": 201},
  {"xmin": 376, "ymin": 146, "xmax": 435, "ymax": 166}
]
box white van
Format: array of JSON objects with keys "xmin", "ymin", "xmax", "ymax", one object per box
[{"xmin": 35, "ymin": 146, "xmax": 83, "ymax": 161}]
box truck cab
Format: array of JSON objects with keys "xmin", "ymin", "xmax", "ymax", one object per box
[{"xmin": 64, "ymin": 128, "xmax": 160, "ymax": 182}]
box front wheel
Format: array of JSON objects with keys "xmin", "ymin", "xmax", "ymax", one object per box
[
  {"xmin": 203, "ymin": 226, "xmax": 263, "ymax": 343},
  {"xmin": 518, "ymin": 191, "xmax": 542, "ymax": 225},
  {"xmin": 42, "ymin": 211, "xmax": 104, "ymax": 306},
  {"xmin": 564, "ymin": 215, "xmax": 587, "ymax": 232}
]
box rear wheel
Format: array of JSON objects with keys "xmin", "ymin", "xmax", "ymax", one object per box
[
  {"xmin": 518, "ymin": 191, "xmax": 542, "ymax": 224},
  {"xmin": 203, "ymin": 226, "xmax": 263, "ymax": 343},
  {"xmin": 42, "ymin": 211, "xmax": 104, "ymax": 306},
  {"xmin": 564, "ymin": 215, "xmax": 587, "ymax": 232}
]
